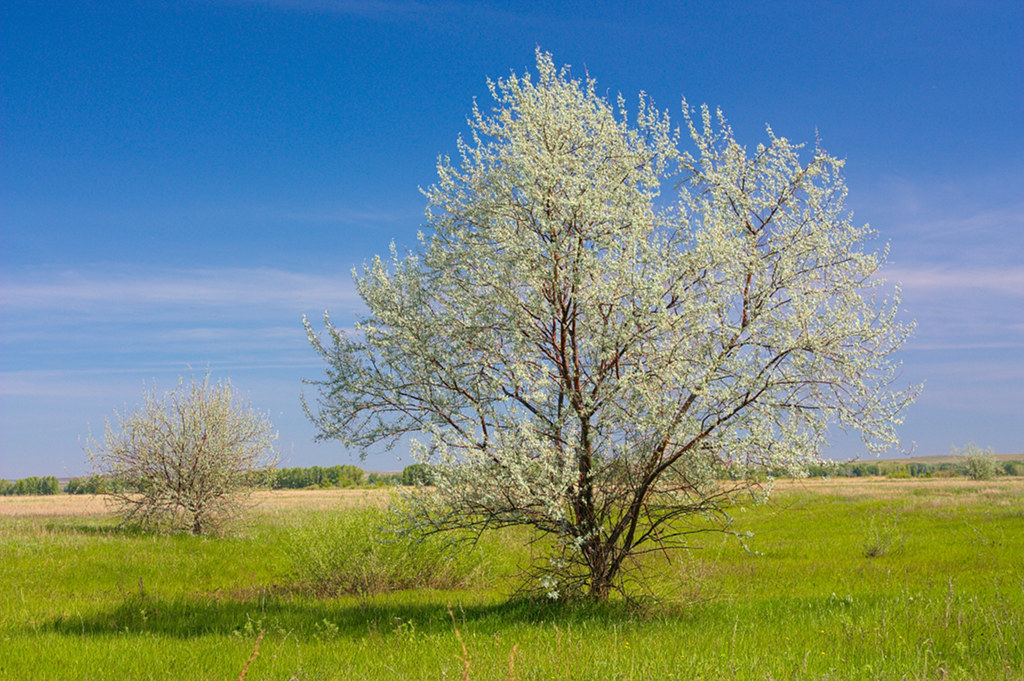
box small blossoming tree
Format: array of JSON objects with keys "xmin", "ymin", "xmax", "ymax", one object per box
[
  {"xmin": 955, "ymin": 443, "xmax": 998, "ymax": 481},
  {"xmin": 305, "ymin": 51, "xmax": 916, "ymax": 600},
  {"xmin": 88, "ymin": 374, "xmax": 278, "ymax": 534}
]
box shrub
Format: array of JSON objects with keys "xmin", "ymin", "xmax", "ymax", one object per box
[
  {"xmin": 955, "ymin": 443, "xmax": 998, "ymax": 481},
  {"xmin": 862, "ymin": 515, "xmax": 905, "ymax": 558},
  {"xmin": 289, "ymin": 504, "xmax": 485, "ymax": 597},
  {"xmin": 87, "ymin": 373, "xmax": 278, "ymax": 534},
  {"xmin": 999, "ymin": 460, "xmax": 1024, "ymax": 476}
]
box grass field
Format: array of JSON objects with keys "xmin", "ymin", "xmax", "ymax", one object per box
[{"xmin": 1, "ymin": 479, "xmax": 1022, "ymax": 680}]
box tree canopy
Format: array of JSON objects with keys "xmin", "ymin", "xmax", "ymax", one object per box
[{"xmin": 305, "ymin": 50, "xmax": 916, "ymax": 599}]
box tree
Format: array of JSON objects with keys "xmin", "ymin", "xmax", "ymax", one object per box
[
  {"xmin": 88, "ymin": 374, "xmax": 278, "ymax": 534},
  {"xmin": 304, "ymin": 50, "xmax": 916, "ymax": 600},
  {"xmin": 401, "ymin": 463, "xmax": 434, "ymax": 486},
  {"xmin": 0, "ymin": 476, "xmax": 60, "ymax": 496},
  {"xmin": 955, "ymin": 443, "xmax": 997, "ymax": 481}
]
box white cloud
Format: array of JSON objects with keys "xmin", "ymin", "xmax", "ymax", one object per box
[
  {"xmin": 873, "ymin": 262, "xmax": 1024, "ymax": 353},
  {"xmin": 0, "ymin": 266, "xmax": 364, "ymax": 379},
  {"xmin": 1, "ymin": 266, "xmax": 361, "ymax": 312},
  {"xmin": 859, "ymin": 172, "xmax": 1024, "ymax": 271},
  {"xmin": 881, "ymin": 265, "xmax": 1024, "ymax": 296}
]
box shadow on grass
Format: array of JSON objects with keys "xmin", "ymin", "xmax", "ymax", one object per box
[
  {"xmin": 44, "ymin": 591, "xmax": 641, "ymax": 641},
  {"xmin": 41, "ymin": 519, "xmax": 148, "ymax": 537}
]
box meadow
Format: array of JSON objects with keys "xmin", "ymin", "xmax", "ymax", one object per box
[{"xmin": 1, "ymin": 478, "xmax": 1022, "ymax": 680}]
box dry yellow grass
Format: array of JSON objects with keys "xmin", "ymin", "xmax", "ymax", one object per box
[
  {"xmin": 251, "ymin": 487, "xmax": 389, "ymax": 512},
  {"xmin": 0, "ymin": 487, "xmax": 390, "ymax": 518},
  {"xmin": 2, "ymin": 478, "xmax": 1020, "ymax": 518},
  {"xmin": 772, "ymin": 475, "xmax": 1024, "ymax": 502},
  {"xmin": 0, "ymin": 493, "xmax": 110, "ymax": 517}
]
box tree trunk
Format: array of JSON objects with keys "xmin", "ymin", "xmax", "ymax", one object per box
[
  {"xmin": 585, "ymin": 540, "xmax": 616, "ymax": 600},
  {"xmin": 588, "ymin": 571, "xmax": 613, "ymax": 600}
]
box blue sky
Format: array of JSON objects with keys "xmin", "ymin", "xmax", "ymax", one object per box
[{"xmin": 2, "ymin": 0, "xmax": 1022, "ymax": 478}]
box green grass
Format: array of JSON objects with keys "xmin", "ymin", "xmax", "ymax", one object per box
[{"xmin": 1, "ymin": 480, "xmax": 1022, "ymax": 680}]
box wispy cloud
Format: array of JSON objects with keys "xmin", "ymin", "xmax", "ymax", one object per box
[
  {"xmin": 873, "ymin": 261, "xmax": 1024, "ymax": 353},
  {"xmin": 882, "ymin": 265, "xmax": 1024, "ymax": 296},
  {"xmin": 0, "ymin": 371, "xmax": 126, "ymax": 399},
  {"xmin": 861, "ymin": 173, "xmax": 1024, "ymax": 269},
  {"xmin": 0, "ymin": 357, "xmax": 330, "ymax": 398},
  {"xmin": 0, "ymin": 266, "xmax": 363, "ymax": 378},
  {"xmin": 1, "ymin": 266, "xmax": 360, "ymax": 312}
]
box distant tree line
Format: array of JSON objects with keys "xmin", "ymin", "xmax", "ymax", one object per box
[
  {"xmin": 0, "ymin": 466, "xmax": 418, "ymax": 497},
  {"xmin": 25, "ymin": 458, "xmax": 1024, "ymax": 497},
  {"xmin": 271, "ymin": 465, "xmax": 366, "ymax": 489},
  {"xmin": 0, "ymin": 476, "xmax": 60, "ymax": 496},
  {"xmin": 64, "ymin": 475, "xmax": 122, "ymax": 495},
  {"xmin": 270, "ymin": 463, "xmax": 435, "ymax": 489},
  {"xmin": 800, "ymin": 459, "xmax": 1024, "ymax": 479}
]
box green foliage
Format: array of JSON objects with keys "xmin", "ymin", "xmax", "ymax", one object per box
[
  {"xmin": 845, "ymin": 462, "xmax": 881, "ymax": 477},
  {"xmin": 906, "ymin": 462, "xmax": 935, "ymax": 477},
  {"xmin": 955, "ymin": 443, "xmax": 999, "ymax": 481},
  {"xmin": 288, "ymin": 505, "xmax": 485, "ymax": 596},
  {"xmin": 1000, "ymin": 460, "xmax": 1024, "ymax": 476},
  {"xmin": 366, "ymin": 472, "xmax": 402, "ymax": 486},
  {"xmin": 804, "ymin": 463, "xmax": 837, "ymax": 478},
  {"xmin": 886, "ymin": 466, "xmax": 911, "ymax": 479},
  {"xmin": 803, "ymin": 460, "xmax": 950, "ymax": 479},
  {"xmin": 0, "ymin": 475, "xmax": 60, "ymax": 496},
  {"xmin": 400, "ymin": 463, "xmax": 434, "ymax": 486},
  {"xmin": 64, "ymin": 475, "xmax": 117, "ymax": 495},
  {"xmin": 272, "ymin": 464, "xmax": 365, "ymax": 489}
]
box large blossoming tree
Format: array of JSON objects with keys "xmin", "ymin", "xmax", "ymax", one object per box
[{"xmin": 305, "ymin": 50, "xmax": 916, "ymax": 600}]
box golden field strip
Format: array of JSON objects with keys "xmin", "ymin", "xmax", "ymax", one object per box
[
  {"xmin": 0, "ymin": 487, "xmax": 385, "ymax": 517},
  {"xmin": 3, "ymin": 476, "xmax": 1022, "ymax": 517}
]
